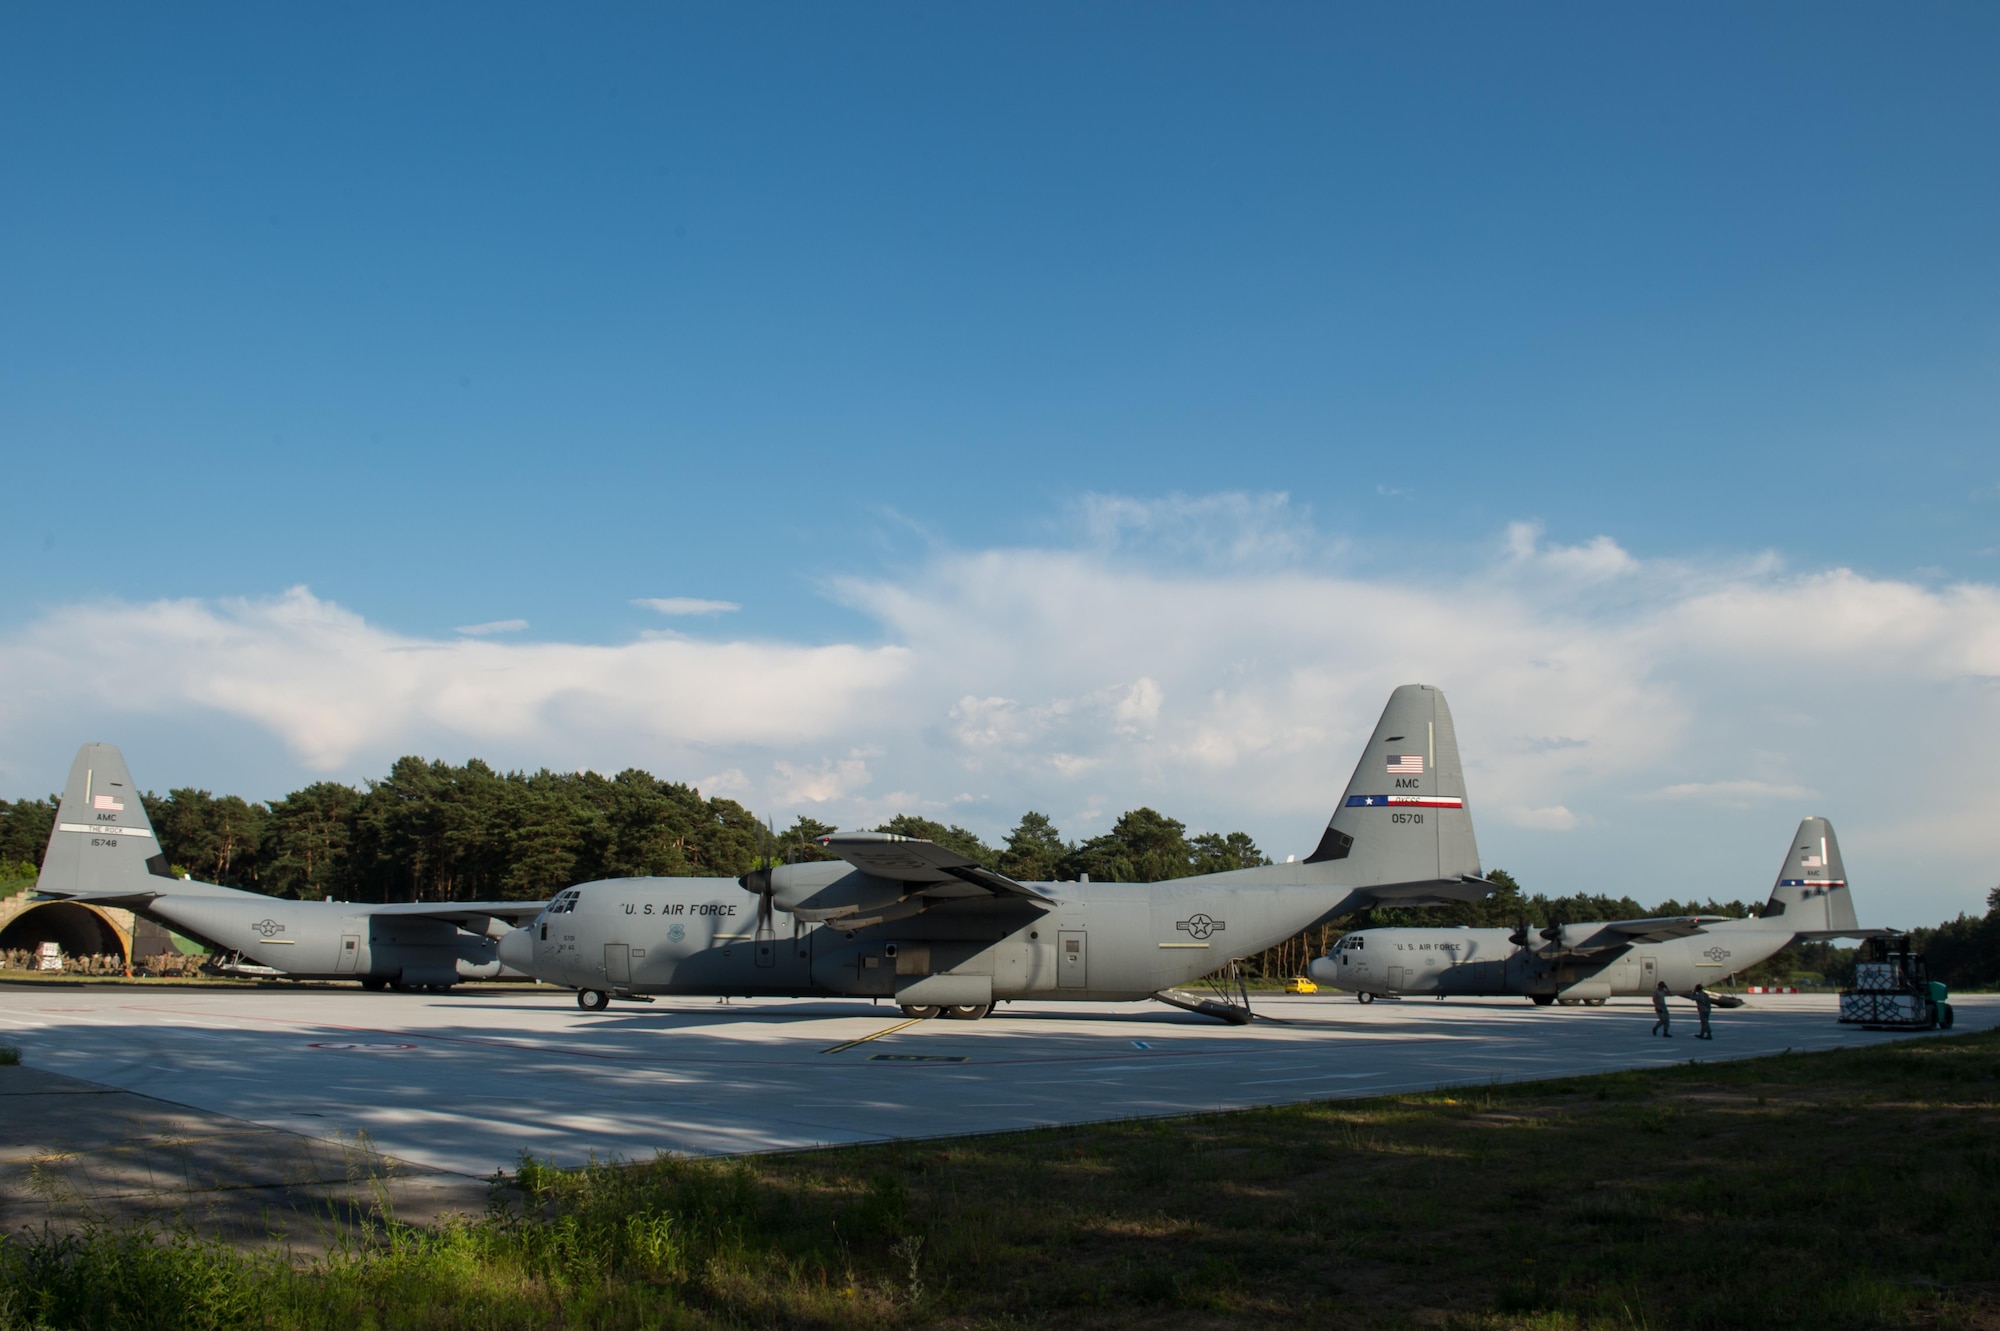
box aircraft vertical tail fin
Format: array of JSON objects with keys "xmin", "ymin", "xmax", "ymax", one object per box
[
  {"xmin": 35, "ymin": 743, "xmax": 174, "ymax": 899},
  {"xmin": 1303, "ymin": 684, "xmax": 1481, "ymax": 887},
  {"xmin": 1760, "ymin": 816, "xmax": 1859, "ymax": 933}
]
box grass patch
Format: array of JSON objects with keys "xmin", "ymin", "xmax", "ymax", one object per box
[
  {"xmin": 0, "ymin": 1046, "xmax": 17, "ymax": 1067},
  {"xmin": 4, "ymin": 1031, "xmax": 1998, "ymax": 1328}
]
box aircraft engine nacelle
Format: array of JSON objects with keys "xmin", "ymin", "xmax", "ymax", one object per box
[
  {"xmin": 754, "ymin": 863, "xmax": 924, "ymax": 930},
  {"xmin": 455, "ymin": 931, "xmax": 504, "ymax": 980}
]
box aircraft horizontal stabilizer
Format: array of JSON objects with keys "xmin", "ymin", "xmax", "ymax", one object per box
[
  {"xmin": 1362, "ymin": 875, "xmax": 1498, "ymax": 908},
  {"xmin": 367, "ymin": 901, "xmax": 549, "ymax": 927},
  {"xmin": 30, "ymin": 886, "xmax": 166, "ymax": 907}
]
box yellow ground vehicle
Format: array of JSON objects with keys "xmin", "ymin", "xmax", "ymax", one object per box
[{"xmin": 1285, "ymin": 976, "xmax": 1318, "ymax": 994}]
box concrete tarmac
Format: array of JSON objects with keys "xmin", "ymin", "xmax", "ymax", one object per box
[
  {"xmin": 2, "ymin": 983, "xmax": 1992, "ymax": 1179},
  {"xmin": 0, "ymin": 1061, "xmax": 489, "ymax": 1243}
]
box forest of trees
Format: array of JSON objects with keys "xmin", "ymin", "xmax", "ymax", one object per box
[
  {"xmin": 0, "ymin": 758, "xmax": 1269, "ymax": 903},
  {"xmin": 2, "ymin": 754, "xmax": 1996, "ymax": 988}
]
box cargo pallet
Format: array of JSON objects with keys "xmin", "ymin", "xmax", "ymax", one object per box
[{"xmin": 1838, "ymin": 935, "xmax": 1953, "ymax": 1031}]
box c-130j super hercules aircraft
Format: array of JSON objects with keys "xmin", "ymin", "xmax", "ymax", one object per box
[
  {"xmin": 493, "ymin": 684, "xmax": 1496, "ymax": 1020},
  {"xmin": 1308, "ymin": 815, "xmax": 1877, "ymax": 1005},
  {"xmin": 32, "ymin": 744, "xmax": 543, "ymax": 988}
]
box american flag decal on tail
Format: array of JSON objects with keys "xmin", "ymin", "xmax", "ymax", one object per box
[{"xmin": 1386, "ymin": 755, "xmax": 1423, "ymax": 775}]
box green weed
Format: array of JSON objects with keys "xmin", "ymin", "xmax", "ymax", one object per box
[{"xmin": 0, "ymin": 1030, "xmax": 1995, "ymax": 1328}]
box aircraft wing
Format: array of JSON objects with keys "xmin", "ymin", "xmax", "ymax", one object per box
[
  {"xmin": 1598, "ymin": 915, "xmax": 1729, "ymax": 943},
  {"xmin": 33, "ymin": 886, "xmax": 544, "ymax": 929},
  {"xmin": 819, "ymin": 833, "xmax": 1057, "ymax": 904},
  {"xmin": 1537, "ymin": 914, "xmax": 1729, "ymax": 956}
]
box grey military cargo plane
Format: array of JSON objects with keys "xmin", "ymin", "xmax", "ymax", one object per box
[
  {"xmin": 32, "ymin": 743, "xmax": 542, "ymax": 988},
  {"xmin": 1307, "ymin": 816, "xmax": 1873, "ymax": 1004},
  {"xmin": 495, "ymin": 684, "xmax": 1496, "ymax": 1020}
]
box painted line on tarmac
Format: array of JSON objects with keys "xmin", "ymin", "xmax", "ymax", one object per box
[{"xmin": 821, "ymin": 1015, "xmax": 930, "ymax": 1055}]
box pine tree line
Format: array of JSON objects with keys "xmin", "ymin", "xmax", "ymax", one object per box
[
  {"xmin": 0, "ymin": 757, "xmax": 1270, "ymax": 903},
  {"xmin": 3, "ymin": 758, "xmax": 1996, "ymax": 987}
]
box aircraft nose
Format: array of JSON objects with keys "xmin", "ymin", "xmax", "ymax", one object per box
[
  {"xmin": 496, "ymin": 925, "xmax": 536, "ymax": 974},
  {"xmin": 1307, "ymin": 954, "xmax": 1339, "ymax": 986}
]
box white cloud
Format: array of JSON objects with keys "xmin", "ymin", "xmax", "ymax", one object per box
[
  {"xmin": 454, "ymin": 619, "xmax": 528, "ymax": 636},
  {"xmin": 1501, "ymin": 805, "xmax": 1580, "ymax": 832},
  {"xmin": 633, "ymin": 597, "xmax": 742, "ymax": 616},
  {"xmin": 2, "ymin": 495, "xmax": 1998, "ymax": 927},
  {"xmin": 770, "ymin": 755, "xmax": 874, "ymax": 805},
  {"xmin": 1646, "ymin": 780, "xmax": 1817, "ymax": 808},
  {"xmin": 1504, "ymin": 520, "xmax": 1639, "ymax": 582},
  {"xmin": 0, "ymin": 587, "xmax": 905, "ymax": 772}
]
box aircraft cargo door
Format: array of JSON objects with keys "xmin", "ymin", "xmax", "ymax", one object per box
[
  {"xmin": 1058, "ymin": 930, "xmax": 1087, "ymax": 988},
  {"xmin": 1641, "ymin": 954, "xmax": 1657, "ymax": 990},
  {"xmin": 605, "ymin": 943, "xmax": 631, "ymax": 988},
  {"xmin": 336, "ymin": 934, "xmax": 360, "ymax": 974}
]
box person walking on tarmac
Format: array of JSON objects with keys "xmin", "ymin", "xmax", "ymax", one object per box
[
  {"xmin": 1651, "ymin": 981, "xmax": 1673, "ymax": 1037},
  {"xmin": 1693, "ymin": 984, "xmax": 1714, "ymax": 1039}
]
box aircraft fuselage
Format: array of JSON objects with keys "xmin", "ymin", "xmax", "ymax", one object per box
[
  {"xmin": 505, "ymin": 869, "xmax": 1351, "ymax": 1005},
  {"xmin": 1308, "ymin": 921, "xmax": 1795, "ymax": 1001},
  {"xmin": 131, "ymin": 893, "xmax": 508, "ymax": 987}
]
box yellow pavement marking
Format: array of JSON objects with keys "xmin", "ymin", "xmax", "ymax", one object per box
[{"xmin": 821, "ymin": 1014, "xmax": 929, "ymax": 1055}]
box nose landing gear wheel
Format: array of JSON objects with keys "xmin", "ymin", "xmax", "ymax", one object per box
[
  {"xmin": 577, "ymin": 989, "xmax": 610, "ymax": 1011},
  {"xmin": 1531, "ymin": 994, "xmax": 1556, "ymax": 1006},
  {"xmin": 898, "ymin": 1004, "xmax": 941, "ymax": 1019},
  {"xmin": 942, "ymin": 1004, "xmax": 991, "ymax": 1020},
  {"xmin": 1357, "ymin": 992, "xmax": 1374, "ymax": 1005}
]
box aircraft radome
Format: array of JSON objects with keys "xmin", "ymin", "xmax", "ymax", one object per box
[
  {"xmin": 495, "ymin": 683, "xmax": 1497, "ymax": 1021},
  {"xmin": 32, "ymin": 743, "xmax": 543, "ymax": 989},
  {"xmin": 1308, "ymin": 816, "xmax": 1879, "ymax": 1005}
]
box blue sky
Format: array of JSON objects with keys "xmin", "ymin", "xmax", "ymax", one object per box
[{"xmin": 3, "ymin": 4, "xmax": 1998, "ymax": 925}]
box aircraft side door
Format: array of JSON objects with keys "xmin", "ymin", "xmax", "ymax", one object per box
[
  {"xmin": 605, "ymin": 943, "xmax": 631, "ymax": 988},
  {"xmin": 1640, "ymin": 954, "xmax": 1657, "ymax": 990},
  {"xmin": 336, "ymin": 934, "xmax": 360, "ymax": 974},
  {"xmin": 1058, "ymin": 930, "xmax": 1087, "ymax": 988}
]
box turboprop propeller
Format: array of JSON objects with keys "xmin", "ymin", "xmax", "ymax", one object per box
[{"xmin": 740, "ymin": 817, "xmax": 780, "ymax": 945}]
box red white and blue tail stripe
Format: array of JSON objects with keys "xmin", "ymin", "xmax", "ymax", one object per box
[{"xmin": 1347, "ymin": 794, "xmax": 1465, "ymax": 809}]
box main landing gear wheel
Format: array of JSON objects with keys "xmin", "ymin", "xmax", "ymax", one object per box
[
  {"xmin": 359, "ymin": 978, "xmax": 388, "ymax": 992},
  {"xmin": 1531, "ymin": 994, "xmax": 1556, "ymax": 1006},
  {"xmin": 1357, "ymin": 992, "xmax": 1374, "ymax": 1005},
  {"xmin": 943, "ymin": 1004, "xmax": 991, "ymax": 1020},
  {"xmin": 577, "ymin": 989, "xmax": 610, "ymax": 1011},
  {"xmin": 898, "ymin": 1004, "xmax": 941, "ymax": 1019}
]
